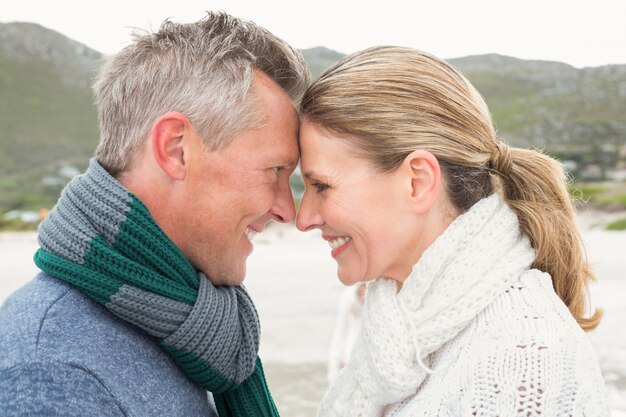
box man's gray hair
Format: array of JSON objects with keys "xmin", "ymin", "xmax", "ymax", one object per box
[{"xmin": 93, "ymin": 11, "xmax": 310, "ymax": 175}]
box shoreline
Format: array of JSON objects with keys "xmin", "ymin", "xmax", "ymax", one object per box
[
  {"xmin": 575, "ymin": 207, "xmax": 626, "ymax": 230},
  {"xmin": 2, "ymin": 206, "xmax": 626, "ymax": 241},
  {"xmin": 1, "ymin": 211, "xmax": 625, "ymax": 415}
]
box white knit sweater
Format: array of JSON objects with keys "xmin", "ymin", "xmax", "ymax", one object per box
[
  {"xmin": 384, "ymin": 271, "xmax": 610, "ymax": 417},
  {"xmin": 318, "ymin": 194, "xmax": 609, "ymax": 417}
]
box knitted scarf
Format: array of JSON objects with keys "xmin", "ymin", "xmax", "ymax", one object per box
[
  {"xmin": 34, "ymin": 158, "xmax": 279, "ymax": 417},
  {"xmin": 318, "ymin": 194, "xmax": 536, "ymax": 417}
]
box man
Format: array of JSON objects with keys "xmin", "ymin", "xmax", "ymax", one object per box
[{"xmin": 0, "ymin": 12, "xmax": 309, "ymax": 416}]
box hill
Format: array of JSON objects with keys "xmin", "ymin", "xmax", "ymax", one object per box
[
  {"xmin": 0, "ymin": 22, "xmax": 101, "ymax": 211},
  {"xmin": 307, "ymin": 49, "xmax": 626, "ymax": 150},
  {"xmin": 1, "ymin": 26, "xmax": 625, "ymax": 214},
  {"xmin": 448, "ymin": 54, "xmax": 626, "ymax": 152},
  {"xmin": 305, "ymin": 48, "xmax": 626, "ymax": 180},
  {"xmin": 300, "ymin": 46, "xmax": 344, "ymax": 79}
]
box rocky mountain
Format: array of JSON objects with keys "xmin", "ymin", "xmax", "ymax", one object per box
[
  {"xmin": 0, "ymin": 22, "xmax": 101, "ymax": 211},
  {"xmin": 1, "ymin": 25, "xmax": 625, "ymax": 213},
  {"xmin": 448, "ymin": 54, "xmax": 626, "ymax": 151},
  {"xmin": 300, "ymin": 46, "xmax": 344, "ymax": 79}
]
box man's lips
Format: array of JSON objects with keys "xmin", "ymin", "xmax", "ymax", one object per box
[{"xmin": 245, "ymin": 226, "xmax": 262, "ymax": 242}]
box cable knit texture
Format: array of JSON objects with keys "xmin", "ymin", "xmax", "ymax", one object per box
[
  {"xmin": 318, "ymin": 194, "xmax": 609, "ymax": 417},
  {"xmin": 33, "ymin": 158, "xmax": 279, "ymax": 417}
]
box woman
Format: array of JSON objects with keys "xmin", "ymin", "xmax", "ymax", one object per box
[{"xmin": 296, "ymin": 46, "xmax": 609, "ymax": 416}]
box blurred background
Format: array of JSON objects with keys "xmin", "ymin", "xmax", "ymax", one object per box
[{"xmin": 1, "ymin": 1, "xmax": 625, "ymax": 415}]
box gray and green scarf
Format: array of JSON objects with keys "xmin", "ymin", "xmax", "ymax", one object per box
[{"xmin": 34, "ymin": 158, "xmax": 279, "ymax": 417}]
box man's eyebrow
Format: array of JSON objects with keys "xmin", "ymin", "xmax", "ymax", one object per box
[{"xmin": 276, "ymin": 155, "xmax": 298, "ymax": 169}]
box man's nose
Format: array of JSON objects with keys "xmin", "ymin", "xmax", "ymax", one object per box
[{"xmin": 270, "ymin": 180, "xmax": 296, "ymax": 223}]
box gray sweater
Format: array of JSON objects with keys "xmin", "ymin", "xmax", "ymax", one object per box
[{"xmin": 0, "ymin": 273, "xmax": 218, "ymax": 416}]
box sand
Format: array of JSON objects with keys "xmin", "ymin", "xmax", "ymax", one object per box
[{"xmin": 1, "ymin": 214, "xmax": 625, "ymax": 415}]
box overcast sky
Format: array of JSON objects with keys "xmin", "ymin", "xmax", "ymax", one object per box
[{"xmin": 3, "ymin": 0, "xmax": 626, "ymax": 68}]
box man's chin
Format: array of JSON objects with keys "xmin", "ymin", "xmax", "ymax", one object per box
[{"xmin": 202, "ymin": 267, "xmax": 246, "ymax": 286}]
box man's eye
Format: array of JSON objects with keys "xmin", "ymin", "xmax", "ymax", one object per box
[{"xmin": 272, "ymin": 167, "xmax": 284, "ymax": 175}]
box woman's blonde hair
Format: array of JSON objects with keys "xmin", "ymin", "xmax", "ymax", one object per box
[{"xmin": 301, "ymin": 46, "xmax": 601, "ymax": 331}]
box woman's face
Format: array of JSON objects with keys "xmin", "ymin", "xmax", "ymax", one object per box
[{"xmin": 296, "ymin": 121, "xmax": 424, "ymax": 285}]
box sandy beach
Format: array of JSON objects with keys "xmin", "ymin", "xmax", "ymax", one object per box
[{"xmin": 1, "ymin": 211, "xmax": 625, "ymax": 416}]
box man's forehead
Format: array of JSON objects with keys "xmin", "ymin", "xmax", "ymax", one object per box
[
  {"xmin": 267, "ymin": 141, "xmax": 300, "ymax": 167},
  {"xmin": 232, "ymin": 135, "xmax": 299, "ymax": 167}
]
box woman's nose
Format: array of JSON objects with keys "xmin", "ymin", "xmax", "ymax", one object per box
[{"xmin": 296, "ymin": 191, "xmax": 324, "ymax": 232}]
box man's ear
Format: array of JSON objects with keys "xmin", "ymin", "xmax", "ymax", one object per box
[
  {"xmin": 402, "ymin": 150, "xmax": 442, "ymax": 214},
  {"xmin": 150, "ymin": 112, "xmax": 192, "ymax": 181}
]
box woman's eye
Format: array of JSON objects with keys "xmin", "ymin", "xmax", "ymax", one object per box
[{"xmin": 312, "ymin": 181, "xmax": 330, "ymax": 192}]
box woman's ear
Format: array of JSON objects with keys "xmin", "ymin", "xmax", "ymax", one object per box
[
  {"xmin": 150, "ymin": 112, "xmax": 194, "ymax": 181},
  {"xmin": 402, "ymin": 150, "xmax": 442, "ymax": 214}
]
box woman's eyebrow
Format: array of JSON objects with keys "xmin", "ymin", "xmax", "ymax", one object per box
[{"xmin": 302, "ymin": 170, "xmax": 321, "ymax": 180}]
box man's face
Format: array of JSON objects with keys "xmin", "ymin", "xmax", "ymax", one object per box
[{"xmin": 170, "ymin": 72, "xmax": 299, "ymax": 285}]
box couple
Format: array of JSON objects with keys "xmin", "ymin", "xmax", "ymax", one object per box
[{"xmin": 0, "ymin": 12, "xmax": 609, "ymax": 417}]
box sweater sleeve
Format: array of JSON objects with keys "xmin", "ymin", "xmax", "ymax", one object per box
[{"xmin": 0, "ymin": 361, "xmax": 127, "ymax": 417}]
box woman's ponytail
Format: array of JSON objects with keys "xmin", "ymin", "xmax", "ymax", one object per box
[{"xmin": 492, "ymin": 146, "xmax": 602, "ymax": 331}]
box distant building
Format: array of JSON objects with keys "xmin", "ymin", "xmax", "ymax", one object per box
[
  {"xmin": 59, "ymin": 164, "xmax": 80, "ymax": 178},
  {"xmin": 562, "ymin": 160, "xmax": 578, "ymax": 173},
  {"xmin": 41, "ymin": 164, "xmax": 80, "ymax": 187},
  {"xmin": 42, "ymin": 176, "xmax": 66, "ymax": 186},
  {"xmin": 607, "ymin": 168, "xmax": 626, "ymax": 181},
  {"xmin": 580, "ymin": 164, "xmax": 603, "ymax": 180},
  {"xmin": 4, "ymin": 210, "xmax": 41, "ymax": 223}
]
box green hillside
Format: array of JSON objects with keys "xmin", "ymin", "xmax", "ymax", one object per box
[
  {"xmin": 306, "ymin": 49, "xmax": 626, "ymax": 179},
  {"xmin": 0, "ymin": 22, "xmax": 101, "ymax": 211},
  {"xmin": 0, "ymin": 25, "xmax": 625, "ymax": 215},
  {"xmin": 448, "ymin": 54, "xmax": 626, "ymax": 151},
  {"xmin": 300, "ymin": 46, "xmax": 344, "ymax": 79}
]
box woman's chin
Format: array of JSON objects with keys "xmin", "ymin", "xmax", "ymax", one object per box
[
  {"xmin": 337, "ymin": 270, "xmax": 369, "ymax": 287},
  {"xmin": 337, "ymin": 272, "xmax": 355, "ymax": 286}
]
